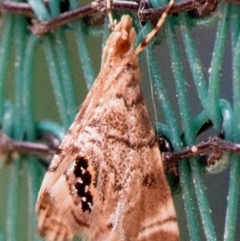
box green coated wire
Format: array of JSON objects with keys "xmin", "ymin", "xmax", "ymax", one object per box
[
  {"xmin": 224, "ymin": 156, "xmax": 240, "ymax": 241},
  {"xmin": 194, "ymin": 110, "xmax": 210, "ymax": 136},
  {"xmin": 165, "ymin": 18, "xmax": 204, "ymax": 241},
  {"xmin": 27, "ymin": 157, "xmax": 46, "ymax": 241},
  {"xmin": 231, "ymin": 5, "xmax": 240, "ymax": 143},
  {"xmin": 6, "ymin": 161, "xmax": 21, "ymax": 241},
  {"xmin": 13, "ymin": 16, "xmax": 28, "ymax": 140},
  {"xmin": 0, "ymin": 15, "xmax": 14, "ymax": 122},
  {"xmin": 165, "ymin": 21, "xmax": 194, "ymax": 141},
  {"xmin": 48, "ymin": 0, "xmax": 62, "ymax": 17},
  {"xmin": 69, "ymin": 0, "xmax": 96, "ymax": 89},
  {"xmin": 21, "ymin": 35, "xmax": 41, "ymax": 240},
  {"xmin": 224, "ymin": 12, "xmax": 240, "ymax": 240},
  {"xmin": 231, "ymin": 6, "xmax": 240, "ymax": 45},
  {"xmin": 43, "ymin": 35, "xmax": 70, "ymax": 128},
  {"xmin": 146, "ymin": 46, "xmax": 180, "ymax": 145},
  {"xmin": 22, "ymin": 35, "xmax": 38, "ymax": 141},
  {"xmin": 6, "ymin": 12, "xmax": 26, "ymax": 241},
  {"xmin": 6, "ymin": 12, "xmax": 28, "ymax": 241},
  {"xmin": 36, "ymin": 121, "xmax": 65, "ymax": 142},
  {"xmin": 179, "ymin": 14, "xmax": 209, "ymax": 113},
  {"xmin": 48, "ymin": 0, "xmax": 77, "ymax": 123},
  {"xmin": 137, "ymin": 22, "xmax": 181, "ymax": 148},
  {"xmin": 34, "ymin": 2, "xmax": 76, "ymax": 127},
  {"xmin": 28, "ymin": 0, "xmax": 51, "ymax": 21},
  {"xmin": 208, "ymin": 3, "xmax": 231, "ymax": 130},
  {"xmin": 55, "ymin": 30, "xmax": 78, "ymax": 122},
  {"xmin": 30, "ymin": 0, "xmax": 75, "ymax": 128},
  {"xmin": 165, "ymin": 1, "xmax": 227, "ymax": 238},
  {"xmin": 219, "ymin": 99, "xmax": 233, "ymax": 141},
  {"xmin": 1, "ymin": 102, "xmax": 15, "ymax": 136}
]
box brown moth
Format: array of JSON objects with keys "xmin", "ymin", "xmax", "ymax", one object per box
[{"xmin": 36, "ymin": 7, "xmax": 179, "ymax": 241}]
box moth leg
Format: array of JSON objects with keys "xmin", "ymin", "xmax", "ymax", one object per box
[{"xmin": 135, "ymin": 0, "xmax": 174, "ymax": 55}]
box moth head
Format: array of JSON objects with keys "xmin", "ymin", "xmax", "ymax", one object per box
[
  {"xmin": 114, "ymin": 15, "xmax": 136, "ymax": 55},
  {"xmin": 105, "ymin": 15, "xmax": 136, "ymax": 58}
]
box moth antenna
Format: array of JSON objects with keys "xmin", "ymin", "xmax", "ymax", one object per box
[
  {"xmin": 100, "ymin": 0, "xmax": 115, "ymax": 71},
  {"xmin": 106, "ymin": 0, "xmax": 114, "ymax": 30},
  {"xmin": 135, "ymin": 0, "xmax": 174, "ymax": 55}
]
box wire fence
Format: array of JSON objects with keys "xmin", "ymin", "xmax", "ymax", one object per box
[{"xmin": 0, "ymin": 0, "xmax": 240, "ymax": 240}]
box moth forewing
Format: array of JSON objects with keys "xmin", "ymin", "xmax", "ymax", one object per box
[{"xmin": 36, "ymin": 12, "xmax": 179, "ymax": 241}]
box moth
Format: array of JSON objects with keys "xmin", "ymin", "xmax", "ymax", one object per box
[{"xmin": 36, "ymin": 4, "xmax": 179, "ymax": 241}]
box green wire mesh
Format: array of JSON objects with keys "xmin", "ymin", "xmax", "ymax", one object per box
[{"xmin": 0, "ymin": 0, "xmax": 240, "ymax": 240}]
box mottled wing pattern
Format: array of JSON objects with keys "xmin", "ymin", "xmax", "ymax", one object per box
[{"xmin": 36, "ymin": 15, "xmax": 179, "ymax": 241}]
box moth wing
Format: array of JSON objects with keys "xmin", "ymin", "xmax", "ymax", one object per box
[
  {"xmin": 36, "ymin": 74, "xmax": 106, "ymax": 240},
  {"xmin": 36, "ymin": 149, "xmax": 90, "ymax": 240},
  {"xmin": 87, "ymin": 140, "xmax": 179, "ymax": 241}
]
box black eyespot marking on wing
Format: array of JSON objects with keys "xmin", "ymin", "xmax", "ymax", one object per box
[
  {"xmin": 81, "ymin": 192, "xmax": 93, "ymax": 212},
  {"xmin": 75, "ymin": 182, "xmax": 85, "ymax": 197},
  {"xmin": 73, "ymin": 156, "xmax": 88, "ymax": 177},
  {"xmin": 73, "ymin": 156, "xmax": 93, "ymax": 212}
]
